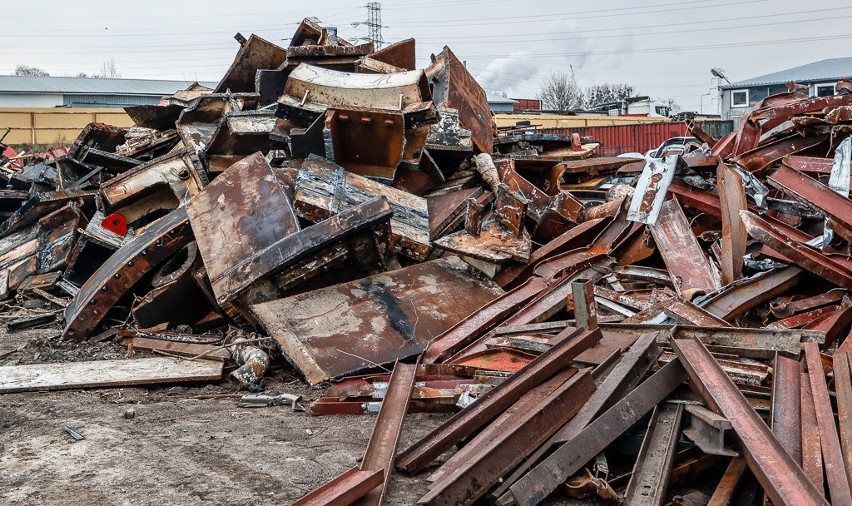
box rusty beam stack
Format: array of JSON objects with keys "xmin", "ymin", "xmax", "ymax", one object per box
[{"xmin": 2, "ymin": 17, "xmax": 852, "ymax": 506}]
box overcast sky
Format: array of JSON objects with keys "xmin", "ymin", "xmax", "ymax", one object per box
[{"xmin": 2, "ymin": 0, "xmax": 851, "ymax": 113}]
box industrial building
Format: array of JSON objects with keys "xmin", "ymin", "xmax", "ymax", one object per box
[{"xmin": 0, "ymin": 75, "xmax": 216, "ymax": 108}]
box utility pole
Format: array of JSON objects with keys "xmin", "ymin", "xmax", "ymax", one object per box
[{"xmin": 365, "ymin": 2, "xmax": 384, "ymax": 49}]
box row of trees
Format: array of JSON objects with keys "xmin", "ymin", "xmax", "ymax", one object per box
[
  {"xmin": 538, "ymin": 71, "xmax": 678, "ymax": 114},
  {"xmin": 14, "ymin": 59, "xmax": 121, "ymax": 78}
]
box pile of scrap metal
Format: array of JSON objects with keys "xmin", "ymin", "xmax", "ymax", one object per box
[
  {"xmin": 296, "ymin": 80, "xmax": 852, "ymax": 505},
  {"xmin": 1, "ymin": 17, "xmax": 852, "ymax": 506}
]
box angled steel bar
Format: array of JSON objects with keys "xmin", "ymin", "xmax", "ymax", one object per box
[
  {"xmin": 501, "ymin": 359, "xmax": 687, "ymax": 506},
  {"xmin": 357, "ymin": 362, "xmax": 417, "ymax": 506},
  {"xmin": 800, "ymin": 363, "xmax": 826, "ymax": 497},
  {"xmin": 670, "ymin": 338, "xmax": 828, "ymax": 506},
  {"xmin": 771, "ymin": 354, "xmax": 802, "ymax": 465},
  {"xmin": 418, "ymin": 370, "xmax": 595, "ymax": 506},
  {"xmin": 396, "ymin": 327, "xmax": 601, "ymax": 475},
  {"xmin": 803, "ymin": 342, "xmax": 852, "ymax": 503},
  {"xmin": 292, "ymin": 467, "xmax": 384, "ymax": 506},
  {"xmin": 833, "ymin": 351, "xmax": 852, "ymax": 490},
  {"xmin": 707, "ymin": 457, "xmax": 748, "ymax": 506},
  {"xmin": 623, "ymin": 403, "xmax": 684, "ymax": 505}
]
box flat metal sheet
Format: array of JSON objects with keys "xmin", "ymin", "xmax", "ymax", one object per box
[
  {"xmin": 251, "ymin": 257, "xmax": 504, "ymax": 384},
  {"xmin": 626, "ymin": 156, "xmax": 678, "ymax": 224}
]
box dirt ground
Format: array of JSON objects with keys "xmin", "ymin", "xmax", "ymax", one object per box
[{"xmin": 0, "ymin": 327, "xmax": 459, "ymax": 505}]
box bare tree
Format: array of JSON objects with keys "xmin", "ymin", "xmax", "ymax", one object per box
[
  {"xmin": 99, "ymin": 58, "xmax": 121, "ymax": 78},
  {"xmin": 537, "ymin": 70, "xmax": 583, "ymax": 113},
  {"xmin": 14, "ymin": 65, "xmax": 49, "ymax": 77},
  {"xmin": 583, "ymin": 83, "xmax": 637, "ymax": 108}
]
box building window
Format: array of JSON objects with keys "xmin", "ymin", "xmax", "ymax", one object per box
[
  {"xmin": 815, "ymin": 83, "xmax": 836, "ymax": 97},
  {"xmin": 731, "ymin": 90, "xmax": 748, "ymax": 107}
]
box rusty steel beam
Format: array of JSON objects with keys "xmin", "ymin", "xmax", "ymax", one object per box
[
  {"xmin": 699, "ymin": 266, "xmax": 802, "ymax": 322},
  {"xmin": 489, "ymin": 329, "xmax": 662, "ymax": 502},
  {"xmin": 292, "ymin": 467, "xmax": 384, "ymax": 506},
  {"xmin": 803, "ymin": 342, "xmax": 852, "ymax": 503},
  {"xmin": 833, "ymin": 351, "xmax": 852, "ymax": 491},
  {"xmin": 733, "ymin": 132, "xmax": 828, "ymax": 173},
  {"xmin": 623, "ymin": 403, "xmax": 684, "ymax": 506},
  {"xmin": 770, "ymin": 163, "xmax": 852, "ymax": 238},
  {"xmin": 396, "ymin": 327, "xmax": 601, "ymax": 475},
  {"xmin": 422, "ymin": 276, "xmax": 548, "ymax": 364},
  {"xmin": 670, "ymin": 338, "xmax": 828, "ymax": 506},
  {"xmin": 707, "ymin": 457, "xmax": 748, "ymax": 506},
  {"xmin": 63, "ymin": 208, "xmax": 192, "ymax": 341},
  {"xmin": 717, "ymin": 162, "xmax": 748, "ymax": 285},
  {"xmin": 801, "ymin": 363, "xmax": 826, "ymax": 497},
  {"xmin": 772, "ymin": 354, "xmax": 802, "ymax": 465},
  {"xmin": 651, "ymin": 197, "xmax": 719, "ymax": 300},
  {"xmin": 500, "ymin": 359, "xmax": 687, "ymax": 506},
  {"xmin": 418, "ymin": 370, "xmax": 596, "ymax": 506},
  {"xmin": 741, "ymin": 211, "xmax": 852, "ymax": 289},
  {"xmin": 663, "ymin": 297, "xmax": 732, "ymax": 327},
  {"xmin": 357, "ymin": 362, "xmax": 416, "ymax": 506}
]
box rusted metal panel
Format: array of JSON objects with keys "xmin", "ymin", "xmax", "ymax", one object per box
[
  {"xmin": 277, "ymin": 64, "xmax": 430, "ymax": 124},
  {"xmin": 717, "ymin": 162, "xmax": 748, "ymax": 285},
  {"xmin": 501, "ymin": 360, "xmax": 687, "ymax": 506},
  {"xmin": 623, "ymin": 403, "xmax": 684, "ymax": 506},
  {"xmin": 626, "ymin": 155, "xmax": 680, "ymax": 224},
  {"xmin": 63, "ymin": 208, "xmax": 192, "ymax": 341},
  {"xmin": 214, "ymin": 34, "xmax": 287, "ymax": 93},
  {"xmin": 772, "ymin": 354, "xmax": 802, "ymax": 465},
  {"xmin": 295, "ymin": 156, "xmax": 431, "ymax": 261},
  {"xmin": 426, "ymin": 187, "xmax": 482, "ymax": 237},
  {"xmin": 203, "ymin": 110, "xmax": 281, "ymax": 174},
  {"xmin": 651, "ymin": 198, "xmax": 720, "ymax": 300},
  {"xmin": 833, "ymin": 351, "xmax": 852, "ymax": 491},
  {"xmin": 0, "ymin": 189, "xmax": 96, "ymax": 239},
  {"xmin": 419, "ymin": 370, "xmax": 595, "ymax": 506},
  {"xmin": 251, "ymin": 257, "xmax": 503, "ymax": 384},
  {"xmin": 323, "ymin": 106, "xmax": 405, "ymax": 182},
  {"xmin": 292, "ymin": 467, "xmax": 384, "ymax": 506},
  {"xmin": 186, "ymin": 152, "xmax": 300, "ymax": 305},
  {"xmin": 99, "ymin": 150, "xmax": 206, "ymax": 219},
  {"xmin": 369, "ymin": 38, "xmax": 416, "ymax": 70},
  {"xmin": 733, "ymin": 133, "xmax": 828, "ymax": 173},
  {"xmin": 741, "ymin": 211, "xmax": 852, "ymax": 289},
  {"xmin": 803, "ymin": 342, "xmax": 852, "ymax": 503},
  {"xmin": 357, "ymin": 362, "xmax": 416, "ymax": 506},
  {"xmin": 397, "ymin": 327, "xmax": 601, "ymax": 475},
  {"xmin": 425, "ymin": 47, "xmax": 493, "ymax": 154},
  {"xmin": 670, "ymin": 338, "xmax": 828, "ymax": 506}
]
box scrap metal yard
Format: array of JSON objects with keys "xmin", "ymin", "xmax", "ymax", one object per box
[{"xmin": 3, "ymin": 2, "xmax": 852, "ymax": 505}]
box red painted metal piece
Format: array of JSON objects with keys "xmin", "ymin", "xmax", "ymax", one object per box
[
  {"xmin": 833, "ymin": 352, "xmax": 852, "ymax": 491},
  {"xmin": 804, "ymin": 305, "xmax": 852, "ymax": 346},
  {"xmin": 768, "ymin": 305, "xmax": 843, "ymax": 330},
  {"xmin": 291, "ymin": 467, "xmax": 383, "ymax": 506},
  {"xmin": 671, "ymin": 338, "xmax": 828, "ymax": 506},
  {"xmin": 771, "ymin": 354, "xmax": 802, "ymax": 465},
  {"xmin": 800, "ymin": 363, "xmax": 826, "ymax": 497},
  {"xmin": 101, "ymin": 212, "xmax": 128, "ymax": 236}
]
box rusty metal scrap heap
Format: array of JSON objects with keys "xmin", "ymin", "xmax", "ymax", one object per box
[{"xmin": 3, "ymin": 18, "xmax": 852, "ymax": 505}]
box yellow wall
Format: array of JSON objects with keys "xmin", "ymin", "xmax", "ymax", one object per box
[
  {"xmin": 0, "ymin": 108, "xmax": 134, "ymax": 145},
  {"xmin": 494, "ymin": 113, "xmax": 670, "ymax": 129}
]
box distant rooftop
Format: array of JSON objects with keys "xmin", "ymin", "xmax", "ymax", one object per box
[
  {"xmin": 0, "ymin": 75, "xmax": 218, "ymax": 96},
  {"xmin": 721, "ymin": 57, "xmax": 852, "ymax": 89},
  {"xmin": 486, "ymin": 92, "xmax": 517, "ymax": 104}
]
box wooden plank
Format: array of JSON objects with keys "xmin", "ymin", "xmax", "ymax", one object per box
[
  {"xmin": 0, "ymin": 357, "xmax": 223, "ymax": 393},
  {"xmin": 295, "ymin": 156, "xmax": 431, "ymax": 261},
  {"xmin": 251, "ymin": 257, "xmax": 504, "ymax": 384},
  {"xmin": 124, "ymin": 337, "xmax": 231, "ymax": 361}
]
